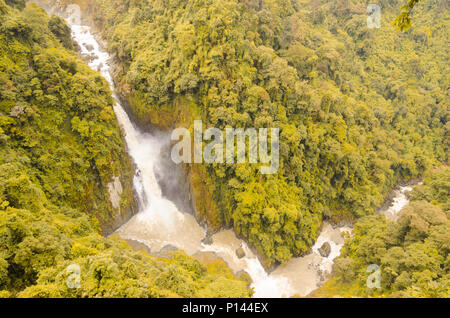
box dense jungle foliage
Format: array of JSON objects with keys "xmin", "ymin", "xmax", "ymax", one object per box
[
  {"xmin": 59, "ymin": 0, "xmax": 449, "ymax": 266},
  {"xmin": 0, "ymin": 1, "xmax": 251, "ymax": 297},
  {"xmin": 314, "ymin": 166, "xmax": 449, "ymax": 297}
]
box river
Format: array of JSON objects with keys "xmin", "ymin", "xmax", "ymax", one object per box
[{"xmin": 63, "ymin": 16, "xmax": 414, "ymax": 298}]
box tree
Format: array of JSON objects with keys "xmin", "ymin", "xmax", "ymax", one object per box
[{"xmin": 393, "ymin": 0, "xmax": 421, "ymax": 31}]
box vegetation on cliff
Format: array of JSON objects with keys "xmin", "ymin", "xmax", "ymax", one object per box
[
  {"xmin": 62, "ymin": 0, "xmax": 449, "ymax": 266},
  {"xmin": 0, "ymin": 1, "xmax": 252, "ymax": 297}
]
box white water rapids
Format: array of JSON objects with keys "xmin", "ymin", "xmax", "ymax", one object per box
[{"xmin": 66, "ymin": 20, "xmax": 414, "ymax": 298}]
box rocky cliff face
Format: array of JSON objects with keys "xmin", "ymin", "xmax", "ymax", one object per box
[{"xmin": 101, "ymin": 172, "xmax": 138, "ymax": 236}]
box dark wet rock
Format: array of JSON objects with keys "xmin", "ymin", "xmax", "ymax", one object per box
[
  {"xmin": 201, "ymin": 235, "xmax": 213, "ymax": 245},
  {"xmin": 318, "ymin": 242, "xmax": 331, "ymax": 258},
  {"xmin": 73, "ymin": 41, "xmax": 81, "ymax": 52},
  {"xmin": 153, "ymin": 141, "xmax": 196, "ymax": 217},
  {"xmin": 236, "ymin": 270, "xmax": 253, "ymax": 287},
  {"xmin": 84, "ymin": 43, "xmax": 94, "ymax": 51},
  {"xmin": 236, "ymin": 246, "xmax": 245, "ymax": 259},
  {"xmin": 158, "ymin": 244, "xmax": 179, "ymax": 258},
  {"xmin": 317, "ymin": 269, "xmax": 325, "ymax": 281},
  {"xmin": 80, "ymin": 52, "xmax": 98, "ymax": 63}
]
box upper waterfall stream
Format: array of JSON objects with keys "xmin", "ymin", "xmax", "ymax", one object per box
[{"xmin": 66, "ymin": 20, "xmax": 414, "ymax": 298}]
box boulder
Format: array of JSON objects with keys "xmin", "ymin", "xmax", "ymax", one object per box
[
  {"xmin": 235, "ymin": 246, "xmax": 245, "ymax": 259},
  {"xmin": 84, "ymin": 43, "xmax": 94, "ymax": 51},
  {"xmin": 318, "ymin": 242, "xmax": 331, "ymax": 258},
  {"xmin": 192, "ymin": 251, "xmax": 223, "ymax": 264},
  {"xmin": 107, "ymin": 176, "xmax": 123, "ymax": 210}
]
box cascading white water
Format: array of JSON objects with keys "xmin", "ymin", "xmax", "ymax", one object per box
[{"xmin": 67, "ymin": 20, "xmax": 415, "ymax": 298}]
